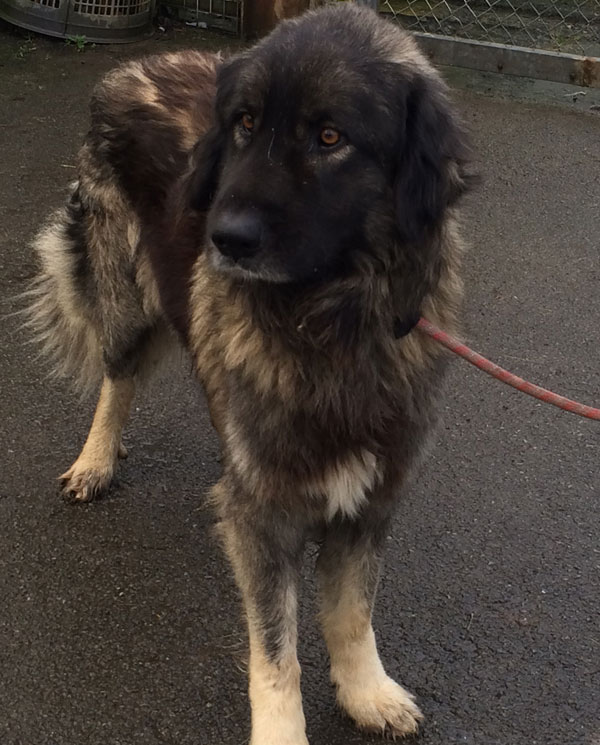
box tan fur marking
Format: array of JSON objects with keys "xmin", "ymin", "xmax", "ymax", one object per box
[
  {"xmin": 223, "ymin": 417, "xmax": 260, "ymax": 493},
  {"xmin": 135, "ymin": 252, "xmax": 164, "ymax": 320},
  {"xmin": 60, "ymin": 377, "xmax": 135, "ymax": 501},
  {"xmin": 126, "ymin": 220, "xmax": 140, "ymax": 254},
  {"xmin": 153, "ymin": 52, "xmax": 220, "ymax": 150},
  {"xmin": 105, "ymin": 62, "xmax": 164, "ymax": 109}
]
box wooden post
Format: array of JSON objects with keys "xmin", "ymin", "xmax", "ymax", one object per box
[{"xmin": 242, "ymin": 0, "xmax": 311, "ymax": 38}]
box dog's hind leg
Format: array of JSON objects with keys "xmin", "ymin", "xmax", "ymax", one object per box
[
  {"xmin": 316, "ymin": 512, "xmax": 423, "ymax": 738},
  {"xmin": 30, "ymin": 173, "xmax": 174, "ymax": 502},
  {"xmin": 60, "ymin": 375, "xmax": 134, "ymax": 502},
  {"xmin": 58, "ymin": 317, "xmax": 173, "ymax": 502}
]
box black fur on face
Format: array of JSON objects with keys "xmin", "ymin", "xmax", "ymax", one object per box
[{"xmin": 189, "ymin": 9, "xmax": 474, "ymax": 289}]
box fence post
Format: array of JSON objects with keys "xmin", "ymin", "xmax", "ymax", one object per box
[{"xmin": 242, "ymin": 0, "xmax": 310, "ymax": 37}]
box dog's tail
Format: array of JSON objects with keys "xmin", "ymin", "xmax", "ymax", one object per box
[{"xmin": 23, "ymin": 182, "xmax": 103, "ymax": 393}]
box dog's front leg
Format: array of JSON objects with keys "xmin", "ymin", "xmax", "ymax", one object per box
[
  {"xmin": 317, "ymin": 511, "xmax": 423, "ymax": 738},
  {"xmin": 215, "ymin": 479, "xmax": 309, "ymax": 745}
]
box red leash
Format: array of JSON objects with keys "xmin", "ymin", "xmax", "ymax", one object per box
[{"xmin": 417, "ymin": 318, "xmax": 600, "ymax": 421}]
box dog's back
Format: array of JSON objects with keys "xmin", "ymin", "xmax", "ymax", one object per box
[{"xmin": 27, "ymin": 50, "xmax": 219, "ymax": 392}]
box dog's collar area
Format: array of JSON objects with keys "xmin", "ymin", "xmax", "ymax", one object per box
[{"xmin": 393, "ymin": 314, "xmax": 420, "ymax": 339}]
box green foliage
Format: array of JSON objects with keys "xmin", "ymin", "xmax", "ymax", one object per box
[{"xmin": 66, "ymin": 35, "xmax": 89, "ymax": 53}]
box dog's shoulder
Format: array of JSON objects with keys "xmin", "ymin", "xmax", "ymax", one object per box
[
  {"xmin": 83, "ymin": 50, "xmax": 221, "ymax": 209},
  {"xmin": 91, "ymin": 50, "xmax": 220, "ymax": 141}
]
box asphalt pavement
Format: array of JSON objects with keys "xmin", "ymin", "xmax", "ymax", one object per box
[{"xmin": 0, "ymin": 20, "xmax": 598, "ymax": 745}]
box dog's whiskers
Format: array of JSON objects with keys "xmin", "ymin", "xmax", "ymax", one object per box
[{"xmin": 267, "ymin": 127, "xmax": 275, "ymax": 164}]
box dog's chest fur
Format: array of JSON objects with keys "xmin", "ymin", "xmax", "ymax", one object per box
[
  {"xmin": 224, "ymin": 406, "xmax": 384, "ymax": 519},
  {"xmin": 306, "ymin": 449, "xmax": 382, "ymax": 520},
  {"xmin": 185, "ymin": 258, "xmax": 435, "ymax": 518}
]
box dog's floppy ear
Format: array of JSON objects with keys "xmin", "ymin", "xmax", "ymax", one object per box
[
  {"xmin": 188, "ymin": 54, "xmax": 247, "ymax": 211},
  {"xmin": 387, "ymin": 69, "xmax": 475, "ymax": 328},
  {"xmin": 394, "ymin": 72, "xmax": 474, "ymax": 244},
  {"xmin": 188, "ymin": 126, "xmax": 225, "ymax": 211}
]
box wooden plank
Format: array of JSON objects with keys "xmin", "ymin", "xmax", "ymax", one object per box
[{"xmin": 414, "ymin": 33, "xmax": 600, "ymax": 88}]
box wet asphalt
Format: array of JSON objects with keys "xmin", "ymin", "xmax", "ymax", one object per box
[{"xmin": 0, "ymin": 20, "xmax": 599, "ymax": 745}]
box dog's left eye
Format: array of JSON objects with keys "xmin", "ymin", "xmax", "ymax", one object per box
[{"xmin": 319, "ymin": 127, "xmax": 341, "ymax": 147}]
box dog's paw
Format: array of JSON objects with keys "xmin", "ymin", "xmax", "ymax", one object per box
[
  {"xmin": 249, "ymin": 707, "xmax": 309, "ymax": 745},
  {"xmin": 59, "ymin": 462, "xmax": 114, "ymax": 503},
  {"xmin": 250, "ymin": 735, "xmax": 309, "ymax": 745},
  {"xmin": 337, "ymin": 675, "xmax": 423, "ymax": 738},
  {"xmin": 58, "ymin": 440, "xmax": 128, "ymax": 502}
]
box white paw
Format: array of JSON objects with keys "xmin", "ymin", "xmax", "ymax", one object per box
[
  {"xmin": 250, "ymin": 727, "xmax": 309, "ymax": 745},
  {"xmin": 249, "ymin": 703, "xmax": 309, "ymax": 745},
  {"xmin": 250, "ymin": 736, "xmax": 309, "ymax": 745},
  {"xmin": 59, "ymin": 460, "xmax": 114, "ymax": 502},
  {"xmin": 337, "ymin": 674, "xmax": 423, "ymax": 738}
]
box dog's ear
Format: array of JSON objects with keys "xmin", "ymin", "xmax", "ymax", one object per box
[
  {"xmin": 188, "ymin": 55, "xmax": 247, "ymax": 211},
  {"xmin": 394, "ymin": 72, "xmax": 475, "ymax": 244},
  {"xmin": 387, "ymin": 69, "xmax": 475, "ymax": 327},
  {"xmin": 188, "ymin": 126, "xmax": 225, "ymax": 212}
]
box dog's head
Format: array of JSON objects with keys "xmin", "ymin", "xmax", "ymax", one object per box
[{"xmin": 189, "ymin": 4, "xmax": 474, "ymax": 291}]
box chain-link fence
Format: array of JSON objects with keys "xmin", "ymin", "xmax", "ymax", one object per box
[
  {"xmin": 161, "ymin": 0, "xmax": 597, "ymax": 84},
  {"xmin": 380, "ymin": 0, "xmax": 600, "ymax": 57}
]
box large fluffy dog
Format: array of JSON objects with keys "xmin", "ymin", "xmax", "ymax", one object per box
[{"xmin": 29, "ymin": 4, "xmax": 473, "ymax": 743}]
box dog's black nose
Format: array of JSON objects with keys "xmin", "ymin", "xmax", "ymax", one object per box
[{"xmin": 211, "ymin": 211, "xmax": 262, "ymax": 262}]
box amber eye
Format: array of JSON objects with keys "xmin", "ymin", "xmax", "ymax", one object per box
[
  {"xmin": 320, "ymin": 127, "xmax": 341, "ymax": 147},
  {"xmin": 241, "ymin": 113, "xmax": 254, "ymax": 133}
]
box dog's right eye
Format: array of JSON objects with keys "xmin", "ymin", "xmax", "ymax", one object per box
[{"xmin": 240, "ymin": 113, "xmax": 255, "ymax": 135}]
